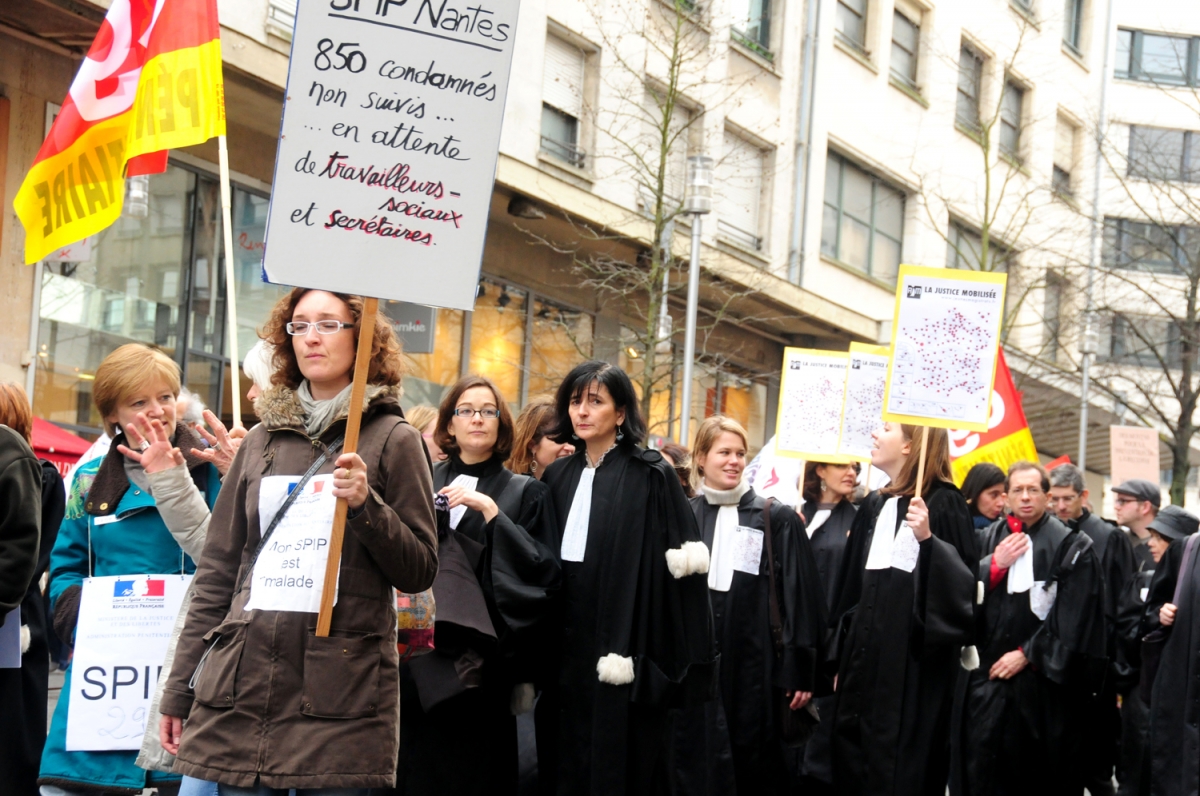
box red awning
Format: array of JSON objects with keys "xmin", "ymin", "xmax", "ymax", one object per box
[{"xmin": 31, "ymin": 417, "xmax": 92, "ymax": 458}]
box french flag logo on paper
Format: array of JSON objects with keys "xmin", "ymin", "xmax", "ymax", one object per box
[
  {"xmin": 113, "ymin": 579, "xmax": 135, "ymax": 597},
  {"xmin": 142, "ymin": 578, "xmax": 165, "ymax": 597}
]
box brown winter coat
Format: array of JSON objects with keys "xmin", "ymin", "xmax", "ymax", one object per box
[{"xmin": 159, "ymin": 385, "xmax": 438, "ymax": 790}]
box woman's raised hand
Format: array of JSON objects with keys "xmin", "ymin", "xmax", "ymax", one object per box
[
  {"xmin": 117, "ymin": 412, "xmax": 183, "ymax": 474},
  {"xmin": 192, "ymin": 409, "xmax": 245, "ymax": 477}
]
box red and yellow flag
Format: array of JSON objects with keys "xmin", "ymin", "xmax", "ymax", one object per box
[
  {"xmin": 14, "ymin": 0, "xmax": 225, "ymax": 263},
  {"xmin": 949, "ymin": 350, "xmax": 1039, "ymax": 484}
]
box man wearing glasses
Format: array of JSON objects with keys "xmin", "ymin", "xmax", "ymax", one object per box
[
  {"xmin": 1112, "ymin": 479, "xmax": 1160, "ymax": 575},
  {"xmin": 957, "ymin": 461, "xmax": 1107, "ymax": 796}
]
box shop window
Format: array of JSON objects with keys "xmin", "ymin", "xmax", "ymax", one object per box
[
  {"xmin": 469, "ymin": 280, "xmax": 529, "ymax": 407},
  {"xmin": 392, "ymin": 304, "xmax": 465, "ymax": 409},
  {"xmin": 529, "ymin": 297, "xmax": 594, "ymax": 399}
]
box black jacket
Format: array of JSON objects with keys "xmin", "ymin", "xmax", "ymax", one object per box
[{"xmin": 0, "ymin": 426, "xmax": 42, "ymax": 613}]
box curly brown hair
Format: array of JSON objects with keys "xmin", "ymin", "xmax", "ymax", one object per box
[
  {"xmin": 260, "ymin": 289, "xmax": 405, "ymax": 390},
  {"xmin": 434, "ymin": 375, "xmax": 515, "ymax": 461}
]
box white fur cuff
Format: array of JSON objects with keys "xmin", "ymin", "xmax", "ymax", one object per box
[
  {"xmin": 511, "ymin": 683, "xmax": 536, "ymax": 715},
  {"xmin": 597, "ymin": 653, "xmax": 635, "ymax": 685},
  {"xmin": 665, "ymin": 541, "xmax": 710, "ymax": 579},
  {"xmin": 20, "ymin": 625, "xmax": 30, "ymax": 655},
  {"xmin": 961, "ymin": 645, "xmax": 980, "ymax": 671}
]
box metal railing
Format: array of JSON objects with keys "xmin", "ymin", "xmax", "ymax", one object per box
[{"xmin": 540, "ymin": 137, "xmax": 587, "ymax": 169}]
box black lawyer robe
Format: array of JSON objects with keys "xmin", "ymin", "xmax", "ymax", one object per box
[
  {"xmin": 795, "ymin": 498, "xmax": 856, "ymax": 787},
  {"xmin": 957, "ymin": 512, "xmax": 1107, "ymax": 796},
  {"xmin": 1148, "ymin": 534, "xmax": 1200, "ymax": 796},
  {"xmin": 541, "ymin": 445, "xmax": 717, "ymax": 796},
  {"xmin": 828, "ymin": 481, "xmax": 977, "ymax": 796},
  {"xmin": 394, "ymin": 454, "xmax": 560, "ymax": 796},
  {"xmin": 669, "ymin": 488, "xmax": 828, "ymax": 796}
]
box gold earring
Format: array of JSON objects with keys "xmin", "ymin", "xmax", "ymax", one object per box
[{"xmin": 530, "ymin": 461, "xmax": 537, "ymax": 475}]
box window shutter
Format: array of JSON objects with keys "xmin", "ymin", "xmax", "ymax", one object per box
[
  {"xmin": 543, "ymin": 36, "xmax": 585, "ymax": 118},
  {"xmin": 1055, "ymin": 118, "xmax": 1075, "ymax": 172},
  {"xmin": 640, "ymin": 91, "xmax": 691, "ymax": 206},
  {"xmin": 718, "ymin": 132, "xmax": 764, "ymax": 242}
]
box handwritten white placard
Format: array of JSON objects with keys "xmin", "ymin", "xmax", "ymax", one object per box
[
  {"xmin": 246, "ymin": 475, "xmax": 340, "ymax": 613},
  {"xmin": 261, "ymin": 0, "xmax": 520, "ymax": 310},
  {"xmin": 775, "ymin": 348, "xmax": 853, "ymax": 462},
  {"xmin": 883, "ymin": 265, "xmax": 1007, "ymax": 432},
  {"xmin": 839, "ymin": 343, "xmax": 889, "ymax": 461},
  {"xmin": 66, "ymin": 575, "xmax": 190, "ymax": 751}
]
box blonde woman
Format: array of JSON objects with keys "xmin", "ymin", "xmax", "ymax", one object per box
[{"xmin": 671, "ymin": 416, "xmax": 828, "ymax": 795}]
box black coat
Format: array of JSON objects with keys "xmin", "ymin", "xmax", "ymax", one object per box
[
  {"xmin": 0, "ymin": 427, "xmax": 42, "ymax": 612},
  {"xmin": 957, "ymin": 512, "xmax": 1108, "ymax": 796},
  {"xmin": 829, "ymin": 481, "xmax": 977, "ymax": 796},
  {"xmin": 802, "ymin": 499, "xmax": 857, "ymax": 612},
  {"xmin": 0, "ymin": 460, "xmax": 64, "ymax": 796},
  {"xmin": 1072, "ymin": 510, "xmax": 1136, "ymax": 686},
  {"xmin": 541, "ymin": 445, "xmax": 716, "ymax": 796},
  {"xmin": 395, "ymin": 454, "xmax": 560, "ymax": 796},
  {"xmin": 669, "ymin": 489, "xmax": 828, "ymax": 796},
  {"xmin": 1147, "ymin": 535, "xmax": 1200, "ymax": 796}
]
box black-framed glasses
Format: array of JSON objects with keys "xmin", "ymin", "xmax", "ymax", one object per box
[
  {"xmin": 286, "ymin": 321, "xmax": 353, "ymax": 335},
  {"xmin": 454, "ymin": 407, "xmax": 501, "ymax": 419}
]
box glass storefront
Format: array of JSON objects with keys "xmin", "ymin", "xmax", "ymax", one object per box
[{"xmin": 30, "ymin": 160, "xmax": 766, "ymax": 449}]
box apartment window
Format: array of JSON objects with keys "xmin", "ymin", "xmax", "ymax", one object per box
[
  {"xmin": 836, "ymin": 0, "xmax": 867, "ymax": 52},
  {"xmin": 957, "ymin": 45, "xmax": 984, "ymax": 131},
  {"xmin": 1129, "ymin": 125, "xmax": 1200, "ymax": 182},
  {"xmin": 1012, "ymin": 0, "xmax": 1034, "ymax": 12},
  {"xmin": 1063, "ymin": 0, "xmax": 1083, "ymax": 53},
  {"xmin": 732, "ymin": 0, "xmax": 773, "ymax": 58},
  {"xmin": 1103, "ymin": 314, "xmax": 1187, "ymax": 369},
  {"xmin": 821, "ymin": 152, "xmax": 905, "ymax": 283},
  {"xmin": 717, "ymin": 132, "xmax": 767, "ymax": 251},
  {"xmin": 1054, "ymin": 116, "xmax": 1077, "ymax": 196},
  {"xmin": 642, "ymin": 89, "xmax": 692, "ymax": 208},
  {"xmin": 891, "ymin": 11, "xmax": 919, "ymax": 87},
  {"xmin": 1116, "ymin": 29, "xmax": 1199, "ymax": 86},
  {"xmin": 999, "ymin": 81, "xmax": 1025, "ymax": 159},
  {"xmin": 947, "ymin": 222, "xmax": 1010, "ymax": 272},
  {"xmin": 1044, "ymin": 273, "xmax": 1064, "ymax": 362},
  {"xmin": 1104, "ymin": 218, "xmax": 1200, "ymax": 274},
  {"xmin": 541, "ymin": 35, "xmax": 587, "ymax": 169},
  {"xmin": 265, "ymin": 0, "xmax": 296, "ymax": 41}
]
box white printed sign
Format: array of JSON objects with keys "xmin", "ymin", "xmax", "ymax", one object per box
[
  {"xmin": 775, "ymin": 348, "xmax": 853, "ymax": 462},
  {"xmin": 839, "ymin": 343, "xmax": 889, "ymax": 461},
  {"xmin": 261, "ymin": 0, "xmax": 520, "ymax": 310},
  {"xmin": 246, "ymin": 475, "xmax": 340, "ymax": 613},
  {"xmin": 883, "ymin": 264, "xmax": 1007, "ymax": 432},
  {"xmin": 66, "ymin": 575, "xmax": 190, "ymax": 751}
]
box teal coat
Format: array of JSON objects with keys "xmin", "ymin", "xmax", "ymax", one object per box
[{"xmin": 39, "ymin": 429, "xmax": 220, "ymax": 794}]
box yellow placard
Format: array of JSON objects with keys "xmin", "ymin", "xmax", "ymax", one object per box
[
  {"xmin": 882, "ymin": 264, "xmax": 1007, "ymax": 433},
  {"xmin": 775, "ymin": 347, "xmax": 855, "ymax": 463},
  {"xmin": 837, "ymin": 343, "xmax": 890, "ymax": 462}
]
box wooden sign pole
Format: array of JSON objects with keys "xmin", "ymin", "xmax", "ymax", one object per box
[
  {"xmin": 914, "ymin": 425, "xmax": 930, "ymax": 501},
  {"xmin": 315, "ymin": 296, "xmax": 379, "ymax": 637}
]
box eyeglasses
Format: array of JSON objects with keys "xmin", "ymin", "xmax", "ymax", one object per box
[
  {"xmin": 454, "ymin": 407, "xmax": 501, "ymax": 419},
  {"xmin": 1009, "ymin": 487, "xmax": 1044, "ymax": 497},
  {"xmin": 1113, "ymin": 497, "xmax": 1142, "ymax": 507},
  {"xmin": 286, "ymin": 321, "xmax": 353, "ymax": 335}
]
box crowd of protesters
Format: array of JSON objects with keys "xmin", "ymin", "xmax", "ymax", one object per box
[{"xmin": 2, "ymin": 288, "xmax": 1200, "ymax": 796}]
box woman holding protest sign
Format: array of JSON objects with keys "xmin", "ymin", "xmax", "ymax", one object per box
[
  {"xmin": 38, "ymin": 344, "xmax": 222, "ymax": 796},
  {"xmin": 827, "ymin": 423, "xmax": 977, "ymax": 796},
  {"xmin": 539, "ymin": 361, "xmax": 716, "ymax": 795},
  {"xmin": 668, "ymin": 415, "xmax": 827, "ymax": 795},
  {"xmin": 157, "ymin": 289, "xmax": 438, "ymax": 795},
  {"xmin": 392, "ymin": 375, "xmax": 560, "ymax": 796}
]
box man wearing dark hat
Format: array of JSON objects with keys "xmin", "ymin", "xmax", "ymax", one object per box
[
  {"xmin": 1112, "ymin": 479, "xmax": 1161, "ymax": 575},
  {"xmin": 1050, "ymin": 465, "xmax": 1135, "ymax": 796},
  {"xmin": 1142, "ymin": 505, "xmax": 1200, "ymax": 796}
]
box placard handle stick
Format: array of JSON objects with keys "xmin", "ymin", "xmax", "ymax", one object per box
[
  {"xmin": 914, "ymin": 425, "xmax": 929, "ymax": 501},
  {"xmin": 316, "ymin": 296, "xmax": 379, "ymax": 637},
  {"xmin": 218, "ymin": 135, "xmax": 242, "ymax": 429}
]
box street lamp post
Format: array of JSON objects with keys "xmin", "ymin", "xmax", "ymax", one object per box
[{"xmin": 680, "ymin": 154, "xmax": 714, "ymax": 445}]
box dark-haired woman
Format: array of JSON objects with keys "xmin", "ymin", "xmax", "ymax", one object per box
[
  {"xmin": 395, "ymin": 376, "xmax": 560, "ymax": 796},
  {"xmin": 961, "ymin": 462, "xmax": 1007, "ymax": 535},
  {"xmin": 794, "ymin": 459, "xmax": 858, "ymax": 793},
  {"xmin": 540, "ymin": 361, "xmax": 715, "ymax": 795},
  {"xmin": 828, "ymin": 423, "xmax": 977, "ymax": 796}
]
